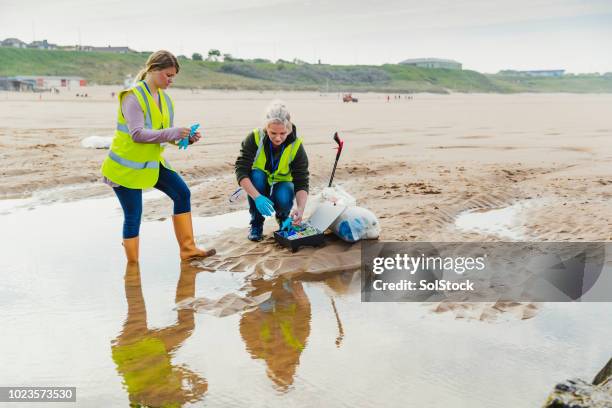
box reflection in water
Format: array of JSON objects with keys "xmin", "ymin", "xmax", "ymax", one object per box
[
  {"xmin": 240, "ymin": 278, "xmax": 311, "ymax": 390},
  {"xmin": 330, "ymin": 298, "xmax": 345, "ymax": 348},
  {"xmin": 321, "ymin": 271, "xmax": 355, "ymax": 348},
  {"xmin": 111, "ymin": 262, "xmax": 207, "ymax": 407},
  {"xmin": 239, "ymin": 270, "xmax": 356, "ymax": 391}
]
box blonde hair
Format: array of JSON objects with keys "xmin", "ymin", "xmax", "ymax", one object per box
[
  {"xmin": 263, "ymin": 100, "xmax": 292, "ymax": 131},
  {"xmin": 136, "ymin": 50, "xmax": 180, "ymax": 81}
]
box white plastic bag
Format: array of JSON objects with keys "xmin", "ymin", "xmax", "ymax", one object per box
[
  {"xmin": 317, "ymin": 185, "xmax": 356, "ymax": 207},
  {"xmin": 331, "ymin": 206, "xmax": 380, "ymax": 243},
  {"xmin": 81, "ymin": 136, "xmax": 112, "ymax": 149}
]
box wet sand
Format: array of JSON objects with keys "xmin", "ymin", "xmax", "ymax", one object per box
[
  {"xmin": 0, "ymin": 195, "xmax": 610, "ymax": 407},
  {"xmin": 0, "ymin": 89, "xmax": 611, "ymax": 406}
]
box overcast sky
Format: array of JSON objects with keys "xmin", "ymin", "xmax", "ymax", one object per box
[{"xmin": 1, "ymin": 0, "xmax": 611, "ymax": 73}]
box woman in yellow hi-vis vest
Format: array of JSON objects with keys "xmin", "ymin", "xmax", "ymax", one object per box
[
  {"xmin": 101, "ymin": 50, "xmax": 215, "ymax": 262},
  {"xmin": 234, "ymin": 101, "xmax": 310, "ymax": 241}
]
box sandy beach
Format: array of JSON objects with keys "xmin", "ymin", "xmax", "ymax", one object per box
[
  {"xmin": 1, "ymin": 87, "xmax": 611, "ymax": 406},
  {"xmin": 2, "ymin": 88, "xmax": 611, "ymax": 312},
  {"xmin": 1, "ymin": 88, "xmax": 610, "ymax": 241}
]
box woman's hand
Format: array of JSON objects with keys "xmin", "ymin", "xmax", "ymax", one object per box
[
  {"xmin": 292, "ymin": 191, "xmax": 308, "ymax": 225},
  {"xmin": 178, "ymin": 127, "xmax": 192, "ymax": 138},
  {"xmin": 188, "ymin": 131, "xmax": 201, "ymax": 145},
  {"xmin": 177, "ymin": 128, "xmax": 202, "ymax": 143},
  {"xmin": 290, "ymin": 207, "xmax": 304, "ymax": 225}
]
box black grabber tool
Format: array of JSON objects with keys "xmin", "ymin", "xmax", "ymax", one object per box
[{"xmin": 328, "ymin": 132, "xmax": 344, "ymax": 187}]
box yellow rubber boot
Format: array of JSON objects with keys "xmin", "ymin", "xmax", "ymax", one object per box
[
  {"xmin": 122, "ymin": 236, "xmax": 139, "ymax": 263},
  {"xmin": 172, "ymin": 212, "xmax": 216, "ymax": 260}
]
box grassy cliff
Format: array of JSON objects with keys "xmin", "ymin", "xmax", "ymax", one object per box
[{"xmin": 1, "ymin": 47, "xmax": 611, "ymax": 93}]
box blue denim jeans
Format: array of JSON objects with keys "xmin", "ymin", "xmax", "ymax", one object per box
[
  {"xmin": 248, "ymin": 169, "xmax": 294, "ymax": 228},
  {"xmin": 113, "ymin": 165, "xmax": 191, "ymax": 238}
]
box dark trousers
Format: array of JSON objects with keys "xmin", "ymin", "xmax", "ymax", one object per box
[
  {"xmin": 113, "ymin": 165, "xmax": 191, "ymax": 238},
  {"xmin": 247, "ymin": 169, "xmax": 294, "ymax": 228}
]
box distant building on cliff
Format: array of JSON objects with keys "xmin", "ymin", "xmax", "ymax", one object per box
[
  {"xmin": 400, "ymin": 58, "xmax": 462, "ymax": 70},
  {"xmin": 81, "ymin": 45, "xmax": 135, "ymax": 53},
  {"xmin": 1, "ymin": 37, "xmax": 135, "ymax": 54},
  {"xmin": 1, "ymin": 38, "xmax": 28, "ymax": 48},
  {"xmin": 2, "ymin": 38, "xmax": 58, "ymax": 50},
  {"xmin": 28, "ymin": 40, "xmax": 58, "ymax": 50},
  {"xmin": 499, "ymin": 69, "xmax": 565, "ymax": 77}
]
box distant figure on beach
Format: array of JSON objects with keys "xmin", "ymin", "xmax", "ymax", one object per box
[
  {"xmin": 101, "ymin": 50, "xmax": 215, "ymax": 262},
  {"xmin": 234, "ymin": 101, "xmax": 310, "ymax": 242},
  {"xmin": 387, "ymin": 95, "xmax": 390, "ymax": 102}
]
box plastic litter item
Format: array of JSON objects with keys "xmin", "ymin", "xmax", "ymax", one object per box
[
  {"xmin": 178, "ymin": 123, "xmax": 199, "ymax": 150},
  {"xmin": 229, "ymin": 187, "xmax": 246, "ymax": 203},
  {"xmin": 276, "ymin": 223, "xmax": 319, "ymax": 240},
  {"xmin": 331, "ymin": 206, "xmax": 380, "ymax": 243},
  {"xmin": 274, "ymin": 221, "xmax": 325, "ymax": 252},
  {"xmin": 273, "ymin": 197, "xmax": 349, "ymax": 252},
  {"xmin": 81, "ymin": 136, "xmax": 112, "ymax": 149},
  {"xmin": 254, "ymin": 195, "xmax": 275, "ymax": 217},
  {"xmin": 316, "ymin": 185, "xmax": 356, "ymax": 207}
]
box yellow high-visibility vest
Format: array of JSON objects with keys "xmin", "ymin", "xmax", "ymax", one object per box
[
  {"xmin": 251, "ymin": 128, "xmax": 302, "ymax": 186},
  {"xmin": 101, "ymin": 81, "xmax": 175, "ymax": 189}
]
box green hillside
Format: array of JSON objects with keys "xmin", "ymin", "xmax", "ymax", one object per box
[
  {"xmin": 486, "ymin": 72, "xmax": 612, "ymax": 93},
  {"xmin": 1, "ymin": 47, "xmax": 611, "ymax": 93}
]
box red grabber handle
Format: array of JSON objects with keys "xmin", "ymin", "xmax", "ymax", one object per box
[{"xmin": 333, "ymin": 132, "xmax": 344, "ymax": 159}]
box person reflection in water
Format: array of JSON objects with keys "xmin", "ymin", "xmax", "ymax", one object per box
[
  {"xmin": 237, "ymin": 271, "xmax": 356, "ymax": 390},
  {"xmin": 111, "ymin": 262, "xmax": 207, "ymax": 407},
  {"xmin": 239, "ymin": 277, "xmax": 311, "ymax": 390}
]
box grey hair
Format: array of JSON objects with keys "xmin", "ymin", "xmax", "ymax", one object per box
[{"xmin": 263, "ymin": 100, "xmax": 292, "ymax": 131}]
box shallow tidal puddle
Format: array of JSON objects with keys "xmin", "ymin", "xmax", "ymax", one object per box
[
  {"xmin": 454, "ymin": 201, "xmax": 534, "ymax": 240},
  {"xmin": 0, "ymin": 194, "xmax": 610, "ymax": 407}
]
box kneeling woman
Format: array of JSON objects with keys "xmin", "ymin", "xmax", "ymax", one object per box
[
  {"xmin": 101, "ymin": 50, "xmax": 215, "ymax": 262},
  {"xmin": 235, "ymin": 101, "xmax": 309, "ymax": 241}
]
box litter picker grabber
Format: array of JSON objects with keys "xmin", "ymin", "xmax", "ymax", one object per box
[{"xmin": 328, "ymin": 132, "xmax": 344, "ymax": 187}]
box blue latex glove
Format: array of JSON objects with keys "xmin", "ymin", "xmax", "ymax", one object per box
[
  {"xmin": 179, "ymin": 123, "xmax": 200, "ymax": 150},
  {"xmin": 281, "ymin": 217, "xmax": 294, "ymax": 231},
  {"xmin": 178, "ymin": 138, "xmax": 188, "ymax": 149},
  {"xmin": 254, "ymin": 195, "xmax": 275, "ymax": 217}
]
